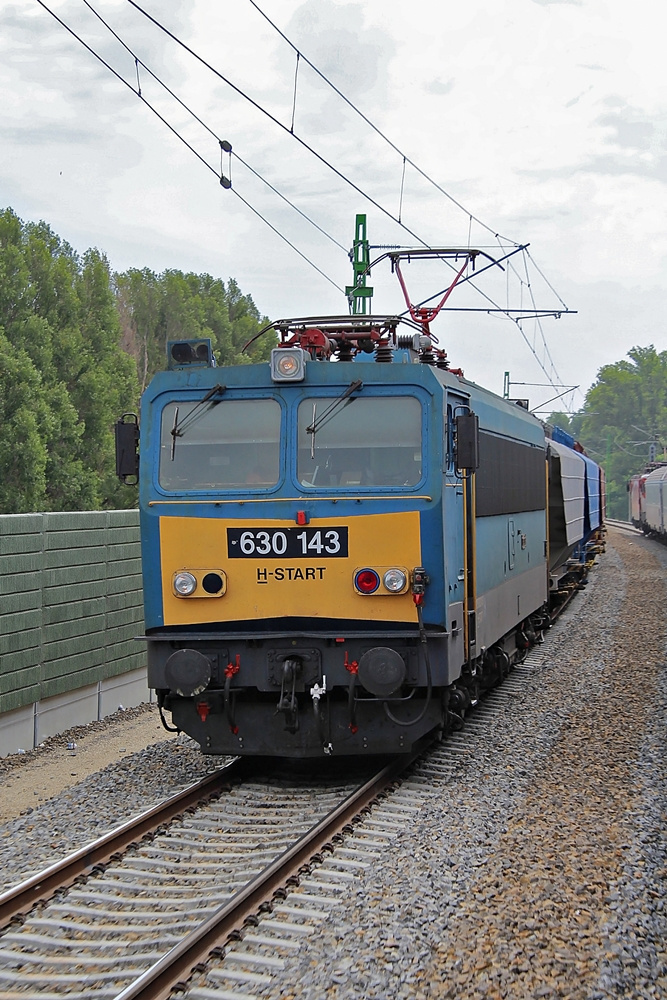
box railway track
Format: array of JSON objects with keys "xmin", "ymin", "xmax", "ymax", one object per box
[
  {"xmin": 0, "ymin": 762, "xmax": 240, "ymax": 929},
  {"xmin": 163, "ymin": 661, "xmax": 552, "ymax": 1000},
  {"xmin": 606, "ymin": 517, "xmax": 640, "ymax": 535},
  {"xmin": 0, "ymin": 667, "xmax": 556, "ymax": 1000},
  {"xmin": 0, "ymin": 579, "xmax": 593, "ymax": 1000},
  {"xmin": 0, "ymin": 751, "xmax": 418, "ymax": 1000}
]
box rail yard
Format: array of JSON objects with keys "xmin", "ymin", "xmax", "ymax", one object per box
[{"xmin": 0, "ymin": 524, "xmax": 665, "ymax": 999}]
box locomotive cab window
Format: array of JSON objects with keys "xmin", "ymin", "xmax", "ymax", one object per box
[
  {"xmin": 159, "ymin": 398, "xmax": 281, "ymax": 490},
  {"xmin": 297, "ymin": 395, "xmax": 422, "ymax": 488}
]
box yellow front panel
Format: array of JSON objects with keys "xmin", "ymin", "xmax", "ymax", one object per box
[{"xmin": 160, "ymin": 511, "xmax": 421, "ymax": 626}]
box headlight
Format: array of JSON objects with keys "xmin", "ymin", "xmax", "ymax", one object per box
[
  {"xmin": 173, "ymin": 571, "xmax": 197, "ymax": 596},
  {"xmin": 383, "ymin": 568, "xmax": 407, "ymax": 593}
]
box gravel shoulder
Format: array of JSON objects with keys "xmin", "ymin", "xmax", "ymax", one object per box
[
  {"xmin": 259, "ymin": 527, "xmax": 667, "ymax": 1000},
  {"xmin": 0, "ymin": 704, "xmax": 177, "ymax": 825},
  {"xmin": 0, "ymin": 709, "xmax": 229, "ymax": 894}
]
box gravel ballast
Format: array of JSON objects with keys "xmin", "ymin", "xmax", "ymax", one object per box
[
  {"xmin": 263, "ymin": 529, "xmax": 667, "ymax": 1000},
  {"xmin": 0, "ymin": 719, "xmax": 230, "ymax": 894},
  {"xmin": 1, "ymin": 526, "xmax": 665, "ymax": 999}
]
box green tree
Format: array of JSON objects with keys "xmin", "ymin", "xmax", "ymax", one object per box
[
  {"xmin": 114, "ymin": 268, "xmax": 162, "ymax": 392},
  {"xmin": 1, "ymin": 207, "xmax": 275, "ymax": 514},
  {"xmin": 0, "ymin": 330, "xmax": 49, "ymax": 513},
  {"xmin": 114, "ymin": 268, "xmax": 274, "ymax": 388},
  {"xmin": 546, "ymin": 410, "xmax": 586, "ymax": 441},
  {"xmin": 0, "ymin": 208, "xmax": 139, "ymax": 512},
  {"xmin": 579, "ymin": 346, "xmax": 667, "ymax": 518}
]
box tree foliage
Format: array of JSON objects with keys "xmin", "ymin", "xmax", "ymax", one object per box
[
  {"xmin": 580, "ymin": 346, "xmax": 667, "ymax": 518},
  {"xmin": 0, "ymin": 208, "xmax": 275, "ymax": 514},
  {"xmin": 550, "ymin": 346, "xmax": 667, "ymax": 519},
  {"xmin": 114, "ymin": 268, "xmax": 273, "ymax": 390},
  {"xmin": 0, "ymin": 209, "xmax": 138, "ymax": 512}
]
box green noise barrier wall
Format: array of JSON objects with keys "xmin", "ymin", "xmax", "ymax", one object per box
[{"xmin": 0, "ymin": 510, "xmax": 144, "ymax": 722}]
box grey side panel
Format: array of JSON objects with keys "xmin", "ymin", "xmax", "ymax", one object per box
[
  {"xmin": 549, "ymin": 440, "xmax": 585, "ymax": 545},
  {"xmin": 476, "ymin": 563, "xmax": 547, "ymax": 650}
]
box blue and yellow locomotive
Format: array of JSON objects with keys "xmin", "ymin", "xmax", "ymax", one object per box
[{"xmin": 115, "ymin": 302, "xmax": 598, "ymax": 757}]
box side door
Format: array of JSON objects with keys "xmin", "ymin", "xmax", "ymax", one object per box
[{"xmin": 443, "ymin": 392, "xmax": 470, "ymax": 671}]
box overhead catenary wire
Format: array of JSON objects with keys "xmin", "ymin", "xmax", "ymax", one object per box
[
  {"xmin": 517, "ymin": 247, "xmax": 560, "ymax": 383},
  {"xmin": 41, "ymin": 0, "xmax": 569, "ymax": 393},
  {"xmin": 124, "ymin": 1, "xmax": 570, "ymax": 392},
  {"xmin": 393, "ymin": 243, "xmax": 572, "ymax": 394},
  {"xmin": 37, "ymin": 0, "xmax": 346, "ymax": 293},
  {"xmin": 246, "ymin": 0, "xmax": 576, "ymax": 394},
  {"xmin": 290, "ymin": 50, "xmax": 300, "ymax": 134},
  {"xmin": 121, "ymin": 3, "xmax": 491, "ymax": 281},
  {"xmin": 231, "ymin": 188, "xmax": 345, "ymax": 294},
  {"xmin": 82, "ymin": 0, "xmax": 348, "ymax": 254},
  {"xmin": 126, "ymin": 0, "xmax": 434, "ymax": 252},
  {"xmin": 122, "ymin": 5, "xmax": 567, "ymax": 392},
  {"xmin": 35, "ymin": 0, "xmax": 218, "ymax": 179},
  {"xmin": 247, "ymin": 0, "xmax": 521, "ymax": 247}
]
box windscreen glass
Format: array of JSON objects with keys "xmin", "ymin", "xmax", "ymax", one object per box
[
  {"xmin": 159, "ymin": 398, "xmax": 281, "ymax": 490},
  {"xmin": 297, "ymin": 395, "xmax": 422, "ymax": 488}
]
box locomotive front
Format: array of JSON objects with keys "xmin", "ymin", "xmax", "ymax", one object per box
[{"xmin": 134, "ymin": 324, "xmax": 458, "ymax": 756}]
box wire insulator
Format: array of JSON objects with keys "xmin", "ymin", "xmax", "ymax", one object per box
[
  {"xmin": 374, "ymin": 340, "xmax": 393, "ymax": 363},
  {"xmin": 336, "ymin": 339, "xmax": 355, "ymax": 362},
  {"xmin": 419, "ymin": 343, "xmax": 436, "ymax": 365}
]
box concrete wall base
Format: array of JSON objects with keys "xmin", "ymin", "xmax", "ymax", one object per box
[{"xmin": 0, "ymin": 668, "xmax": 153, "ymax": 758}]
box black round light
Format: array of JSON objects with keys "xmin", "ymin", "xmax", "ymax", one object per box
[
  {"xmin": 171, "ymin": 342, "xmax": 194, "ymax": 364},
  {"xmin": 202, "ymin": 572, "xmax": 223, "ymax": 594}
]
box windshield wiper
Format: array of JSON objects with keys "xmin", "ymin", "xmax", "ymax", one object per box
[
  {"xmin": 306, "ymin": 380, "xmax": 363, "ymax": 446},
  {"xmin": 170, "ymin": 384, "xmax": 226, "ymax": 459}
]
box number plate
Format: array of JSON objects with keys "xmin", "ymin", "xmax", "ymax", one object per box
[{"xmin": 227, "ymin": 526, "xmax": 348, "ymax": 559}]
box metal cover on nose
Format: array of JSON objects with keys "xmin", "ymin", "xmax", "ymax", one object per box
[
  {"xmin": 165, "ymin": 648, "xmax": 212, "ymax": 697},
  {"xmin": 357, "ymin": 647, "xmax": 406, "ymax": 697}
]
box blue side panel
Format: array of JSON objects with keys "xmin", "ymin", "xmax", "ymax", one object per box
[
  {"xmin": 466, "ymin": 389, "xmax": 546, "ymax": 448},
  {"xmin": 582, "ymin": 455, "xmax": 601, "ymax": 531},
  {"xmin": 552, "ymin": 425, "xmax": 576, "ymax": 450},
  {"xmin": 140, "ymin": 508, "xmax": 164, "ymax": 628}
]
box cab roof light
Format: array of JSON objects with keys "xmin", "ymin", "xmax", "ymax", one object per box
[
  {"xmin": 271, "ymin": 347, "xmax": 306, "ymax": 382},
  {"xmin": 167, "ymin": 339, "xmax": 215, "ymax": 369}
]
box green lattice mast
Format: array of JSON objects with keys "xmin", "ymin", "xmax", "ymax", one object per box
[{"xmin": 346, "ymin": 214, "xmax": 373, "ymax": 315}]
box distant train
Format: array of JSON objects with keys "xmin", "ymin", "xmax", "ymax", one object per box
[
  {"xmin": 116, "ymin": 313, "xmax": 605, "ymax": 758},
  {"xmin": 629, "ymin": 463, "xmax": 667, "ymax": 538}
]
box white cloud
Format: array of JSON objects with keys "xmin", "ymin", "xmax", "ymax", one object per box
[{"xmin": 1, "ymin": 0, "xmax": 665, "ymax": 397}]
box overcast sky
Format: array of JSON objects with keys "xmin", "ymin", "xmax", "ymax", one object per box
[{"xmin": 2, "ymin": 0, "xmax": 665, "ymax": 410}]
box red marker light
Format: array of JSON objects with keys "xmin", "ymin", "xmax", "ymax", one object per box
[
  {"xmin": 296, "ymin": 510, "xmax": 308, "ymax": 525},
  {"xmin": 354, "ymin": 569, "xmax": 380, "ymax": 594}
]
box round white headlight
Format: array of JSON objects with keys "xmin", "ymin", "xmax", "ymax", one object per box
[
  {"xmin": 173, "ymin": 571, "xmax": 197, "ymax": 596},
  {"xmin": 383, "ymin": 568, "xmax": 407, "ymax": 593}
]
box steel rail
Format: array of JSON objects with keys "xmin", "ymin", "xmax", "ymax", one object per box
[
  {"xmin": 0, "ymin": 544, "xmax": 602, "ymax": 997},
  {"xmin": 114, "ymin": 562, "xmax": 599, "ymax": 999},
  {"xmin": 606, "ymin": 518, "xmax": 640, "ymax": 535},
  {"xmin": 0, "ymin": 758, "xmax": 241, "ymax": 929},
  {"xmin": 113, "ymin": 751, "xmax": 419, "ymax": 1000}
]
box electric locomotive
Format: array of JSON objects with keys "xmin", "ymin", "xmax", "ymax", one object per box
[
  {"xmin": 115, "ymin": 241, "xmax": 603, "ymax": 758},
  {"xmin": 117, "ymin": 330, "xmax": 568, "ymax": 756},
  {"xmin": 630, "ymin": 463, "xmax": 667, "ymax": 537}
]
